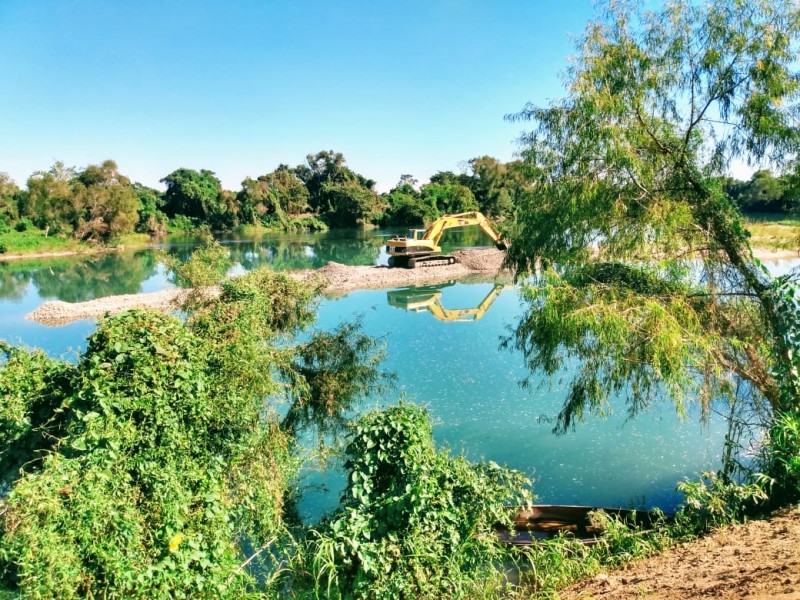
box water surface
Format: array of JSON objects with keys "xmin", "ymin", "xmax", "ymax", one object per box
[{"xmin": 2, "ymin": 231, "xmax": 785, "ymax": 521}]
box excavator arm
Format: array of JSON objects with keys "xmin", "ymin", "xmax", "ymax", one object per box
[{"xmin": 422, "ymin": 211, "xmax": 507, "ymax": 249}]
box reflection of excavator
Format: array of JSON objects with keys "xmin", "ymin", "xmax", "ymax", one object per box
[
  {"xmin": 386, "ymin": 211, "xmax": 508, "ymax": 268},
  {"xmin": 387, "ymin": 283, "xmax": 506, "ymax": 322}
]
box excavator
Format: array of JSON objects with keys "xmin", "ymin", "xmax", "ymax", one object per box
[
  {"xmin": 386, "ymin": 211, "xmax": 508, "ymax": 268},
  {"xmin": 386, "ymin": 283, "xmax": 506, "ymax": 322}
]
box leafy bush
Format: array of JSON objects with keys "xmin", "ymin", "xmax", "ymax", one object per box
[
  {"xmin": 763, "ymin": 411, "xmax": 800, "ymax": 505},
  {"xmin": 306, "ymin": 403, "xmax": 532, "ymax": 599},
  {"xmin": 287, "ymin": 215, "xmax": 328, "ymax": 232},
  {"xmin": 0, "ymin": 311, "xmax": 296, "ymax": 597},
  {"xmin": 0, "ymin": 248, "xmax": 390, "ymax": 597},
  {"xmin": 675, "ymin": 471, "xmax": 771, "ymax": 532},
  {"xmin": 168, "ymin": 214, "xmax": 199, "ymax": 232},
  {"xmin": 13, "ymin": 218, "xmax": 33, "ymax": 232}
]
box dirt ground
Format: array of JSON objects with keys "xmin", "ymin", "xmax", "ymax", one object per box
[
  {"xmin": 26, "ymin": 248, "xmax": 510, "ymax": 325},
  {"xmin": 562, "ymin": 507, "xmax": 800, "ymax": 600}
]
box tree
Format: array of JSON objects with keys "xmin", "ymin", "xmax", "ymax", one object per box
[
  {"xmin": 238, "ymin": 164, "xmax": 310, "ymax": 226},
  {"xmin": 133, "ymin": 183, "xmax": 167, "ymax": 235},
  {"xmin": 23, "ymin": 162, "xmax": 78, "ymax": 235},
  {"xmin": 321, "ymin": 180, "xmax": 382, "ymax": 227},
  {"xmin": 0, "ymin": 172, "xmax": 20, "ymax": 226},
  {"xmin": 73, "ymin": 160, "xmax": 139, "ymax": 242},
  {"xmin": 505, "ymin": 0, "xmax": 800, "ymax": 432},
  {"xmin": 160, "ymin": 168, "xmax": 223, "ymax": 222},
  {"xmin": 467, "ymin": 156, "xmax": 514, "ymax": 216},
  {"xmin": 380, "ymin": 185, "xmax": 438, "ymax": 226},
  {"xmin": 420, "ymin": 181, "xmax": 478, "ymax": 215},
  {"xmin": 726, "ymin": 170, "xmax": 790, "ymax": 213},
  {"xmin": 0, "ymin": 248, "xmax": 388, "ymax": 597},
  {"xmin": 294, "ymin": 150, "xmax": 380, "ymax": 224}
]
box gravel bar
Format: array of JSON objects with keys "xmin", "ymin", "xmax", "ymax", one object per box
[{"xmin": 27, "ymin": 248, "xmax": 510, "ymax": 326}]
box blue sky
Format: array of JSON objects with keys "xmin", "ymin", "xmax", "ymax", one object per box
[{"xmin": 1, "ymin": 1, "xmax": 596, "ymax": 191}]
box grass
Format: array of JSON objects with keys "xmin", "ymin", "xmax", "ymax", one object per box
[
  {"xmin": 0, "ymin": 229, "xmax": 88, "ymax": 255},
  {"xmin": 744, "ymin": 217, "xmax": 800, "ymax": 253},
  {"xmin": 0, "ymin": 230, "xmax": 155, "ymax": 257}
]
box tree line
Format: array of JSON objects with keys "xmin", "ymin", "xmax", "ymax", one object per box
[
  {"xmin": 0, "ymin": 151, "xmax": 533, "ymax": 245},
  {"xmin": 722, "ymin": 170, "xmax": 800, "ymax": 214}
]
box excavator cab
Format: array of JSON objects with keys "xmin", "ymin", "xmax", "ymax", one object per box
[{"xmin": 407, "ymin": 229, "xmax": 426, "ymax": 240}]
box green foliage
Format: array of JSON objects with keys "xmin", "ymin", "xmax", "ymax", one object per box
[
  {"xmin": 0, "ymin": 342, "xmax": 75, "ymax": 486},
  {"xmin": 0, "ymin": 229, "xmax": 87, "ymax": 255},
  {"xmin": 161, "ymin": 168, "xmax": 224, "ymax": 224},
  {"xmin": 12, "ymin": 218, "xmax": 32, "ymax": 233},
  {"xmin": 280, "ymin": 321, "xmax": 392, "ymax": 438},
  {"xmin": 168, "ymin": 214, "xmax": 200, "ymax": 232},
  {"xmin": 306, "ymin": 403, "xmax": 531, "ymax": 599},
  {"xmin": 506, "ymin": 0, "xmax": 800, "ymax": 430},
  {"xmin": 238, "ymin": 165, "xmax": 311, "ymax": 227},
  {"xmin": 320, "ymin": 181, "xmax": 382, "ymax": 228},
  {"xmin": 18, "ymin": 160, "xmax": 141, "ymax": 243},
  {"xmin": 379, "ymin": 186, "xmax": 438, "ymax": 227},
  {"xmin": 0, "ymin": 173, "xmax": 19, "ymax": 227},
  {"xmin": 762, "ymin": 411, "xmax": 800, "ymax": 504},
  {"xmin": 675, "ymin": 471, "xmax": 771, "ymax": 532},
  {"xmin": 0, "ymin": 311, "xmax": 295, "ymax": 597},
  {"xmin": 724, "ymin": 170, "xmax": 796, "ymax": 214},
  {"xmin": 164, "ymin": 240, "xmax": 232, "ymax": 290},
  {"xmin": 505, "ymin": 264, "xmax": 732, "ymax": 432},
  {"xmin": 0, "ymin": 245, "xmax": 392, "ymax": 597},
  {"xmin": 134, "ymin": 183, "xmax": 167, "ymax": 236},
  {"xmin": 73, "ymin": 160, "xmax": 140, "ymax": 243},
  {"xmin": 286, "ymin": 215, "xmax": 328, "ymax": 232},
  {"xmin": 420, "ymin": 181, "xmax": 477, "ymax": 216},
  {"xmin": 294, "ymin": 150, "xmax": 383, "ymax": 228}
]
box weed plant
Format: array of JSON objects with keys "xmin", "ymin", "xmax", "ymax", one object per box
[{"xmin": 303, "ymin": 403, "xmax": 532, "ymax": 599}]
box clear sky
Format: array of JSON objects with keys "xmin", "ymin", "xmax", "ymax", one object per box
[{"xmin": 0, "ymin": 0, "xmax": 596, "ymax": 191}]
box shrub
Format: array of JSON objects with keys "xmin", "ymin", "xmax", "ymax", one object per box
[
  {"xmin": 13, "ymin": 217, "xmax": 33, "ymax": 232},
  {"xmin": 306, "ymin": 403, "xmax": 532, "ymax": 598},
  {"xmin": 0, "ymin": 311, "xmax": 296, "ymax": 597},
  {"xmin": 763, "ymin": 411, "xmax": 800, "ymax": 505},
  {"xmin": 675, "ymin": 471, "xmax": 771, "ymax": 532}
]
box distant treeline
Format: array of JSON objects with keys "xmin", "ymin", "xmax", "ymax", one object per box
[
  {"xmin": 3, "ymin": 153, "xmax": 793, "ymax": 246},
  {"xmin": 721, "ymin": 170, "xmax": 800, "ymax": 214},
  {"xmin": 0, "ymin": 151, "xmax": 533, "ymax": 244}
]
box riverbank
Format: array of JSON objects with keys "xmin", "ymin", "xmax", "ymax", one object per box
[
  {"xmin": 0, "ymin": 231, "xmax": 153, "ymax": 261},
  {"xmin": 26, "ymin": 248, "xmax": 511, "ymax": 325},
  {"xmin": 561, "ymin": 506, "xmax": 800, "ymax": 599}
]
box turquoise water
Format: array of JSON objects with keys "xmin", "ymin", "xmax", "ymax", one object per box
[
  {"xmin": 299, "ymin": 282, "xmax": 727, "ymax": 519},
  {"xmin": 1, "ymin": 231, "xmax": 768, "ymax": 521}
]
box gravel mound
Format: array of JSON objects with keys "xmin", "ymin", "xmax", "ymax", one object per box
[
  {"xmin": 26, "ymin": 248, "xmax": 510, "ymax": 326},
  {"xmin": 27, "ymin": 289, "xmax": 186, "ymax": 326}
]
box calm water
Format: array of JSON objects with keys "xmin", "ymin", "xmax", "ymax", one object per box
[{"xmin": 2, "ymin": 229, "xmax": 780, "ymax": 520}]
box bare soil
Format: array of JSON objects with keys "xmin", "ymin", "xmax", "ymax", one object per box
[
  {"xmin": 562, "ymin": 507, "xmax": 800, "ymax": 600},
  {"xmin": 26, "ymin": 248, "xmax": 510, "ymax": 325}
]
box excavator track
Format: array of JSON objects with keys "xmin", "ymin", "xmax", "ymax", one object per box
[{"xmin": 407, "ymin": 255, "xmax": 457, "ymax": 269}]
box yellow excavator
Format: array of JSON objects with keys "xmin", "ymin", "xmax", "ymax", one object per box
[
  {"xmin": 386, "ymin": 211, "xmax": 508, "ymax": 268},
  {"xmin": 387, "ymin": 283, "xmax": 506, "ymax": 322}
]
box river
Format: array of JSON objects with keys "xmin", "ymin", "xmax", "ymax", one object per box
[{"xmin": 4, "ymin": 228, "xmax": 785, "ymax": 521}]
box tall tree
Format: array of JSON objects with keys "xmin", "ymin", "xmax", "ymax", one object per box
[
  {"xmin": 23, "ymin": 162, "xmax": 78, "ymax": 235},
  {"xmin": 238, "ymin": 164, "xmax": 310, "ymax": 226},
  {"xmin": 294, "ymin": 150, "xmax": 380, "ymax": 225},
  {"xmin": 161, "ymin": 168, "xmax": 223, "ymax": 222},
  {"xmin": 73, "ymin": 160, "xmax": 139, "ymax": 242},
  {"xmin": 505, "ymin": 0, "xmax": 800, "ymax": 431},
  {"xmin": 420, "ymin": 181, "xmax": 478, "ymax": 215},
  {"xmin": 0, "ymin": 172, "xmax": 20, "ymax": 226}
]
